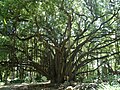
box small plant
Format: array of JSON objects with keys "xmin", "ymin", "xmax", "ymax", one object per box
[
  {"xmin": 102, "ymin": 74, "xmax": 120, "ymax": 85},
  {"xmin": 98, "ymin": 83, "xmax": 120, "ymax": 90}
]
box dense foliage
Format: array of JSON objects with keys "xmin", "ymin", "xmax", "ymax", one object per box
[{"xmin": 0, "ymin": 0, "xmax": 120, "ymax": 84}]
